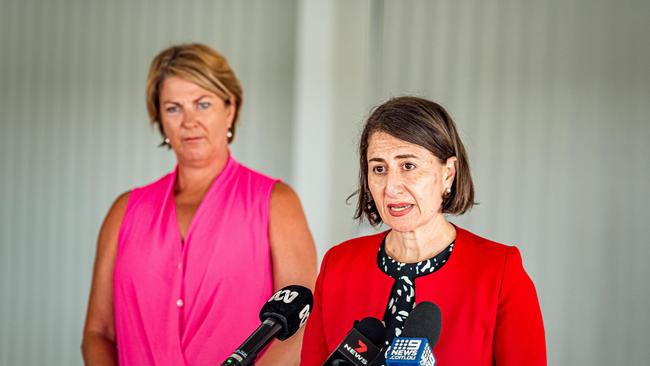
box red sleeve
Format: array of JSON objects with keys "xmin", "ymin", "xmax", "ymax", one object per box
[
  {"xmin": 300, "ymin": 250, "xmax": 331, "ymax": 366},
  {"xmin": 493, "ymin": 246, "xmax": 546, "ymax": 365}
]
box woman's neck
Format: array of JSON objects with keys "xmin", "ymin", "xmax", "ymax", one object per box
[
  {"xmin": 385, "ymin": 215, "xmax": 456, "ymax": 263},
  {"xmin": 175, "ymin": 153, "xmax": 229, "ymax": 196}
]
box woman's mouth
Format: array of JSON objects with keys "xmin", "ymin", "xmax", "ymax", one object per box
[{"xmin": 387, "ymin": 203, "xmax": 414, "ymax": 216}]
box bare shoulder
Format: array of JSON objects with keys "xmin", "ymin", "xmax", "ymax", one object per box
[
  {"xmin": 270, "ymin": 181, "xmax": 300, "ymax": 206},
  {"xmin": 268, "ymin": 181, "xmax": 316, "ymax": 290},
  {"xmin": 82, "ymin": 191, "xmax": 132, "ymax": 346},
  {"xmin": 98, "ymin": 191, "xmax": 131, "ymax": 245},
  {"xmin": 269, "ymin": 181, "xmax": 311, "ymax": 229},
  {"xmin": 110, "ymin": 191, "xmax": 131, "ymax": 216},
  {"xmin": 269, "ymin": 181, "xmax": 308, "ymax": 232}
]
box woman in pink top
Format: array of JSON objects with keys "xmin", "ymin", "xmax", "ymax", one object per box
[{"xmin": 81, "ymin": 43, "xmax": 317, "ymax": 365}]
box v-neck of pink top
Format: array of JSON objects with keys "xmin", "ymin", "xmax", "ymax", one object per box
[{"xmin": 114, "ymin": 155, "xmax": 278, "ymax": 365}]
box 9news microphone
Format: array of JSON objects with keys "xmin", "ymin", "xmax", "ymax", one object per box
[
  {"xmin": 385, "ymin": 302, "xmax": 442, "ymax": 366},
  {"xmin": 323, "ymin": 317, "xmax": 386, "ymax": 366},
  {"xmin": 221, "ymin": 285, "xmax": 313, "ymax": 366}
]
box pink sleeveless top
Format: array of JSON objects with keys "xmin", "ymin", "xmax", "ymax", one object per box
[{"xmin": 114, "ymin": 155, "xmax": 278, "ymax": 365}]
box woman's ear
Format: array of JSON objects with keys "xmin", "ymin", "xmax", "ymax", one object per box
[
  {"xmin": 444, "ymin": 156, "xmax": 458, "ymax": 187},
  {"xmin": 226, "ymin": 98, "xmax": 236, "ymax": 124}
]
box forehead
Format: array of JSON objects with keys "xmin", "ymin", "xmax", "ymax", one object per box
[
  {"xmin": 367, "ymin": 131, "xmax": 433, "ymax": 159},
  {"xmin": 160, "ymin": 76, "xmax": 215, "ymax": 99}
]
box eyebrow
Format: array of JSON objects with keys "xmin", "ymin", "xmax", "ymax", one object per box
[
  {"xmin": 194, "ymin": 95, "xmax": 213, "ymax": 102},
  {"xmin": 161, "ymin": 95, "xmax": 213, "ymax": 104},
  {"xmin": 395, "ymin": 154, "xmax": 419, "ymax": 159},
  {"xmin": 368, "ymin": 154, "xmax": 420, "ymax": 163}
]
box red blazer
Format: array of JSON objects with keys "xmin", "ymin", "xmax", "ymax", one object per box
[{"xmin": 301, "ymin": 226, "xmax": 546, "ymax": 366}]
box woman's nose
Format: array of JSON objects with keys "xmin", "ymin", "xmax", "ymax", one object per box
[
  {"xmin": 181, "ymin": 108, "xmax": 199, "ymax": 127},
  {"xmin": 384, "ymin": 170, "xmax": 405, "ymax": 197}
]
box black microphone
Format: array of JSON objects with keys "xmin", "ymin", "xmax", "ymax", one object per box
[
  {"xmin": 323, "ymin": 317, "xmax": 386, "ymax": 366},
  {"xmin": 221, "ymin": 285, "xmax": 313, "ymax": 366},
  {"xmin": 385, "ymin": 301, "xmax": 442, "ymax": 366}
]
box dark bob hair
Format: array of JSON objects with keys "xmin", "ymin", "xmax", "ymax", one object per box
[{"xmin": 353, "ymin": 96, "xmax": 476, "ymax": 226}]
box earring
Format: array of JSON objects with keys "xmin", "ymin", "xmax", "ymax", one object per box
[
  {"xmin": 226, "ymin": 129, "xmax": 233, "ymax": 139},
  {"xmin": 365, "ymin": 191, "xmax": 374, "ymax": 206},
  {"xmin": 159, "ymin": 137, "xmax": 171, "ymax": 147},
  {"xmin": 445, "ymin": 187, "xmax": 452, "ymax": 195}
]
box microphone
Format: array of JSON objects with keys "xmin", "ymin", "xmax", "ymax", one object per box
[
  {"xmin": 221, "ymin": 285, "xmax": 313, "ymax": 366},
  {"xmin": 385, "ymin": 302, "xmax": 442, "ymax": 366},
  {"xmin": 323, "ymin": 317, "xmax": 386, "ymax": 366}
]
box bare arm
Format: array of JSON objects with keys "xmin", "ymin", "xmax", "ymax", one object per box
[
  {"xmin": 257, "ymin": 182, "xmax": 318, "ymax": 366},
  {"xmin": 81, "ymin": 192, "xmax": 130, "ymax": 366}
]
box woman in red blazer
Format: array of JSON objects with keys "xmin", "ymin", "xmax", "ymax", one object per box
[{"xmin": 301, "ymin": 97, "xmax": 546, "ymax": 366}]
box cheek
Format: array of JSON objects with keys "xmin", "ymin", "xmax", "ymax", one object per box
[
  {"xmin": 411, "ymin": 176, "xmax": 443, "ymax": 211},
  {"xmin": 367, "ymin": 177, "xmax": 383, "ymax": 202},
  {"xmin": 159, "ymin": 120, "xmax": 174, "ymax": 136},
  {"xmin": 207, "ymin": 112, "xmax": 230, "ymax": 132},
  {"xmin": 161, "ymin": 114, "xmax": 182, "ymax": 129}
]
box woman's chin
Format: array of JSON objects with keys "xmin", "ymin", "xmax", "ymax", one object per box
[
  {"xmin": 383, "ymin": 219, "xmax": 418, "ymax": 233},
  {"xmin": 176, "ymin": 149, "xmax": 216, "ymax": 166}
]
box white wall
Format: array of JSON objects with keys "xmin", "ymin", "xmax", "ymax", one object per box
[
  {"xmin": 364, "ymin": 1, "xmax": 650, "ymax": 364},
  {"xmin": 1, "ymin": 0, "xmax": 649, "ymax": 365},
  {"xmin": 0, "ymin": 0, "xmax": 298, "ymax": 364}
]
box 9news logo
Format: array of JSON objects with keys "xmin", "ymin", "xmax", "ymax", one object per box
[
  {"xmin": 389, "ymin": 339, "xmax": 422, "ymax": 360},
  {"xmin": 387, "ymin": 338, "xmax": 436, "ymax": 365}
]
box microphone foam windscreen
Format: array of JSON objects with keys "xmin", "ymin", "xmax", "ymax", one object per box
[
  {"xmin": 354, "ymin": 317, "xmax": 386, "ymax": 347},
  {"xmin": 402, "ymin": 301, "xmax": 442, "ymax": 347},
  {"xmin": 259, "ymin": 285, "xmax": 314, "ymax": 340}
]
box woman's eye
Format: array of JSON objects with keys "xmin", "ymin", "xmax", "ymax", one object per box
[
  {"xmin": 166, "ymin": 105, "xmax": 180, "ymax": 113},
  {"xmin": 198, "ymin": 101, "xmax": 211, "ymax": 110},
  {"xmin": 372, "ymin": 166, "xmax": 385, "ymax": 174},
  {"xmin": 403, "ymin": 162, "xmax": 416, "ymax": 170}
]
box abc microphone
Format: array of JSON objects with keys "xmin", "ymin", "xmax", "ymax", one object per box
[
  {"xmin": 385, "ymin": 302, "xmax": 442, "ymax": 366},
  {"xmin": 323, "ymin": 317, "xmax": 386, "ymax": 366},
  {"xmin": 221, "ymin": 285, "xmax": 313, "ymax": 366}
]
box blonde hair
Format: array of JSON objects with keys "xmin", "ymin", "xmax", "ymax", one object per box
[{"xmin": 145, "ymin": 43, "xmax": 243, "ymax": 143}]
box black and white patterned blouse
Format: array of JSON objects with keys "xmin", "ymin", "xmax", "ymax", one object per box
[{"xmin": 375, "ymin": 235, "xmax": 454, "ymax": 364}]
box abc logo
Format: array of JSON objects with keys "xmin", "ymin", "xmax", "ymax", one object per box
[
  {"xmin": 298, "ymin": 305, "xmax": 311, "ymax": 328},
  {"xmin": 269, "ymin": 289, "xmax": 299, "ymax": 304}
]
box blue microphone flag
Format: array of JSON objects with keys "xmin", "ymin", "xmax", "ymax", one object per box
[{"xmin": 385, "ymin": 337, "xmax": 435, "ymax": 366}]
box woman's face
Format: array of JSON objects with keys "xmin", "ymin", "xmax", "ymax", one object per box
[
  {"xmin": 159, "ymin": 76, "xmax": 234, "ymax": 167},
  {"xmin": 367, "ymin": 131, "xmax": 456, "ymax": 233}
]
